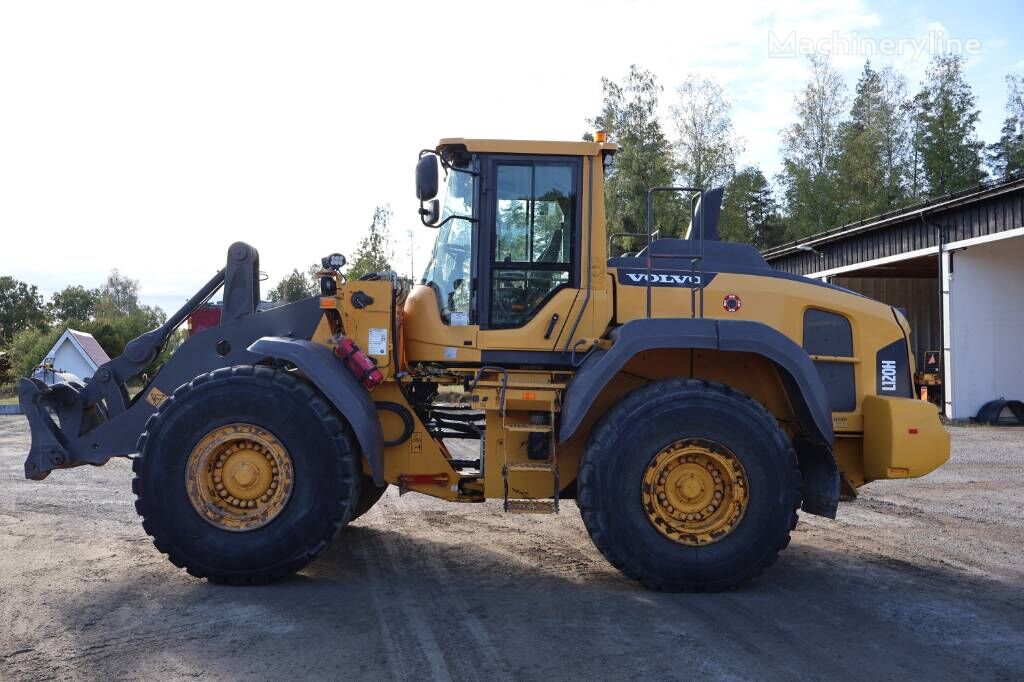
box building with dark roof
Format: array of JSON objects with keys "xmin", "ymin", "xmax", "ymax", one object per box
[
  {"xmin": 32, "ymin": 328, "xmax": 112, "ymax": 385},
  {"xmin": 764, "ymin": 176, "xmax": 1024, "ymax": 420}
]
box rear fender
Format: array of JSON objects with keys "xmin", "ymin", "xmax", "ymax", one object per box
[{"xmin": 247, "ymin": 337, "xmax": 385, "ymax": 485}]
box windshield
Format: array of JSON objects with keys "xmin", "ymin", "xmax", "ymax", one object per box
[{"xmin": 421, "ymin": 168, "xmax": 475, "ymax": 324}]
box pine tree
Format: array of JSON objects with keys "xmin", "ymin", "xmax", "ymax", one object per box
[
  {"xmin": 836, "ymin": 61, "xmax": 912, "ymax": 222},
  {"xmin": 912, "ymin": 55, "xmax": 985, "ymax": 197},
  {"xmin": 345, "ymin": 205, "xmax": 395, "ymax": 279},
  {"xmin": 719, "ymin": 166, "xmax": 786, "ymax": 249},
  {"xmin": 986, "ymin": 73, "xmax": 1024, "ymax": 180}
]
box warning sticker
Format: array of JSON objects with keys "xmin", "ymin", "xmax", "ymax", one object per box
[
  {"xmin": 443, "ymin": 346, "xmax": 458, "ymax": 359},
  {"xmin": 450, "ymin": 311, "xmax": 469, "ymax": 327},
  {"xmin": 367, "ymin": 328, "xmax": 388, "ymax": 356}
]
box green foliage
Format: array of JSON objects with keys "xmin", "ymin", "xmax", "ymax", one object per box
[
  {"xmin": 345, "ymin": 205, "xmax": 395, "ymax": 279},
  {"xmin": 95, "ymin": 269, "xmax": 140, "ymax": 319},
  {"xmin": 0, "ymin": 276, "xmax": 49, "ymax": 344},
  {"xmin": 671, "ymin": 75, "xmax": 743, "ymax": 190},
  {"xmin": 590, "ymin": 65, "xmax": 685, "ymax": 249},
  {"xmin": 718, "ymin": 167, "xmax": 786, "ymax": 249},
  {"xmin": 81, "ymin": 309, "xmax": 165, "ymax": 360},
  {"xmin": 912, "ymin": 55, "xmax": 985, "ymax": 197},
  {"xmin": 49, "ymin": 285, "xmax": 100, "ymax": 324},
  {"xmin": 987, "ymin": 73, "xmax": 1024, "ymax": 180},
  {"xmin": 778, "ymin": 55, "xmax": 848, "ymax": 240},
  {"xmin": 0, "ymin": 354, "xmax": 11, "ymax": 385},
  {"xmin": 268, "ymin": 268, "xmax": 317, "ymax": 303},
  {"xmin": 835, "ymin": 61, "xmax": 912, "ymax": 222},
  {"xmin": 78, "ymin": 269, "xmax": 166, "ymax": 360},
  {"xmin": 6, "ymin": 326, "xmax": 62, "ymax": 378}
]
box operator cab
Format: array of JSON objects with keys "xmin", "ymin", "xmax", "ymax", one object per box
[
  {"xmin": 416, "ymin": 140, "xmax": 602, "ymax": 329},
  {"xmin": 406, "ymin": 139, "xmax": 616, "ymax": 364}
]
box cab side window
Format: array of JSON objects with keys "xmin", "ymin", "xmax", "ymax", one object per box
[{"xmin": 491, "ymin": 162, "xmax": 575, "ymax": 327}]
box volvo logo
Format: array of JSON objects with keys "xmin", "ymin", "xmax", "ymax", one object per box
[{"xmin": 617, "ymin": 270, "xmax": 717, "ymax": 288}]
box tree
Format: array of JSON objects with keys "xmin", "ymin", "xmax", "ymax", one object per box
[
  {"xmin": 5, "ymin": 326, "xmax": 62, "ymax": 378},
  {"xmin": 80, "ymin": 269, "xmax": 165, "ymax": 360},
  {"xmin": 268, "ymin": 269, "xmax": 316, "ymax": 303},
  {"xmin": 836, "ymin": 61, "xmax": 912, "ymax": 221},
  {"xmin": 589, "ymin": 65, "xmax": 684, "ymax": 248},
  {"xmin": 0, "ymin": 276, "xmax": 49, "ymax": 345},
  {"xmin": 778, "ymin": 55, "xmax": 848, "ymax": 239},
  {"xmin": 50, "ymin": 285, "xmax": 100, "ymax": 324},
  {"xmin": 718, "ymin": 166, "xmax": 786, "ymax": 249},
  {"xmin": 987, "ymin": 73, "xmax": 1024, "ymax": 180},
  {"xmin": 345, "ymin": 205, "xmax": 395, "ymax": 279},
  {"xmin": 912, "ymin": 55, "xmax": 985, "ymax": 197},
  {"xmin": 671, "ymin": 75, "xmax": 744, "ymax": 190},
  {"xmin": 95, "ymin": 269, "xmax": 140, "ymax": 319}
]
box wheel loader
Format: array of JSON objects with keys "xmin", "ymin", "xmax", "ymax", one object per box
[{"xmin": 18, "ymin": 136, "xmax": 950, "ymax": 591}]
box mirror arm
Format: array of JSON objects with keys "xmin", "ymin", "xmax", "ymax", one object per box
[{"xmin": 423, "ymin": 212, "xmax": 478, "ymax": 229}]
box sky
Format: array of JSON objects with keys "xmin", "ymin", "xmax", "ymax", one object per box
[{"xmin": 2, "ymin": 0, "xmax": 1022, "ymax": 313}]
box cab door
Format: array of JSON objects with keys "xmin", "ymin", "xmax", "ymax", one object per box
[{"xmin": 476, "ymin": 156, "xmax": 582, "ymax": 355}]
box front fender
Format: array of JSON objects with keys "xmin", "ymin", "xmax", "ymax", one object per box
[
  {"xmin": 248, "ymin": 337, "xmax": 385, "ymax": 485},
  {"xmin": 559, "ymin": 317, "xmax": 839, "ymax": 517},
  {"xmin": 559, "ymin": 317, "xmax": 833, "ymax": 447}
]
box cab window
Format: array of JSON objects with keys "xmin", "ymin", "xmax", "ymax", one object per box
[{"xmin": 491, "ymin": 161, "xmax": 575, "ymax": 327}]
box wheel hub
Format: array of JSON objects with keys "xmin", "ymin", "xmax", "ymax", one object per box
[
  {"xmin": 641, "ymin": 438, "xmax": 748, "ymax": 546},
  {"xmin": 186, "ymin": 423, "xmax": 293, "ymax": 532}
]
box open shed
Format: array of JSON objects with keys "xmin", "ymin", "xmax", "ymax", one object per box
[{"xmin": 763, "ymin": 176, "xmax": 1024, "ymax": 420}]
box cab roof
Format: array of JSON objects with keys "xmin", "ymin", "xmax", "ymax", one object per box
[{"xmin": 437, "ymin": 138, "xmax": 617, "ymax": 157}]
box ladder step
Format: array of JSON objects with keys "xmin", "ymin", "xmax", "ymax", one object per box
[
  {"xmin": 505, "ymin": 499, "xmax": 558, "ymax": 514},
  {"xmin": 504, "ymin": 423, "xmax": 552, "ymax": 433},
  {"xmin": 474, "ymin": 380, "xmax": 567, "ymax": 390},
  {"xmin": 505, "ymin": 461, "xmax": 556, "ymax": 472}
]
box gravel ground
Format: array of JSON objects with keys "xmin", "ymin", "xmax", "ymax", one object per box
[{"xmin": 1, "ymin": 415, "xmax": 1022, "ymax": 680}]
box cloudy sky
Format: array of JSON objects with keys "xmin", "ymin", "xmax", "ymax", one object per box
[{"xmin": 2, "ymin": 0, "xmax": 1022, "ymax": 312}]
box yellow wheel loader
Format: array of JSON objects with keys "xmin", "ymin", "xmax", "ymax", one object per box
[{"xmin": 19, "ymin": 137, "xmax": 950, "ymax": 591}]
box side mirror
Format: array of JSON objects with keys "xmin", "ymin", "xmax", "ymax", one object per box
[
  {"xmin": 416, "ymin": 154, "xmax": 439, "ymax": 201},
  {"xmin": 419, "ymin": 199, "xmax": 440, "ymax": 227}
]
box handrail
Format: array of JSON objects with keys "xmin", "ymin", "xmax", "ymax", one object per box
[{"xmin": 644, "ymin": 187, "xmax": 705, "ymax": 319}]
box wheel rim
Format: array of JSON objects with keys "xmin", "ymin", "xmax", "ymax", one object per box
[
  {"xmin": 641, "ymin": 438, "xmax": 748, "ymax": 546},
  {"xmin": 186, "ymin": 423, "xmax": 294, "ymax": 532}
]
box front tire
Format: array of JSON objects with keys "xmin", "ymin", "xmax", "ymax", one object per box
[
  {"xmin": 132, "ymin": 365, "xmax": 359, "ymax": 584},
  {"xmin": 578, "ymin": 378, "xmax": 801, "ymax": 591},
  {"xmin": 351, "ymin": 475, "xmax": 388, "ymax": 521}
]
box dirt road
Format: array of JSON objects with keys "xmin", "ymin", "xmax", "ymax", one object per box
[{"xmin": 1, "ymin": 415, "xmax": 1022, "ymax": 680}]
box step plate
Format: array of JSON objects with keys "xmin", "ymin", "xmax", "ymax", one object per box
[
  {"xmin": 503, "ymin": 423, "xmax": 553, "ymax": 433},
  {"xmin": 505, "ymin": 462, "xmax": 556, "ymax": 472}
]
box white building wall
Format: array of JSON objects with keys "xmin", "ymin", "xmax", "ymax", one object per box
[
  {"xmin": 49, "ymin": 337, "xmax": 96, "ymax": 380},
  {"xmin": 948, "ymin": 236, "xmax": 1024, "ymax": 419}
]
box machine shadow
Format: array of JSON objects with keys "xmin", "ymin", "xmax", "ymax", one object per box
[{"xmin": 54, "ymin": 521, "xmax": 1024, "ymax": 680}]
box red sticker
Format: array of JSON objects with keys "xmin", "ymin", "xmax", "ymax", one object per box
[{"xmin": 723, "ymin": 294, "xmax": 742, "ymax": 313}]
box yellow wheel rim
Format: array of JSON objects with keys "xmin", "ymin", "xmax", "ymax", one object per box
[
  {"xmin": 186, "ymin": 423, "xmax": 294, "ymax": 532},
  {"xmin": 641, "ymin": 438, "xmax": 748, "ymax": 546}
]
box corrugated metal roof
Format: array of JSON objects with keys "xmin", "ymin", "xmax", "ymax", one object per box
[{"xmin": 763, "ymin": 174, "xmax": 1024, "ymax": 261}]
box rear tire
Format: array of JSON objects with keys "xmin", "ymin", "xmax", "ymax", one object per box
[
  {"xmin": 578, "ymin": 378, "xmax": 800, "ymax": 592},
  {"xmin": 132, "ymin": 365, "xmax": 359, "ymax": 584}
]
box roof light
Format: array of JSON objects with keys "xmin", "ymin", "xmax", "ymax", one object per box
[{"xmin": 595, "ymin": 130, "xmax": 608, "ymax": 143}]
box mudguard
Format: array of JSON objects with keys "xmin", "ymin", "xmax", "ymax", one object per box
[
  {"xmin": 247, "ymin": 337, "xmax": 385, "ymax": 485},
  {"xmin": 559, "ymin": 317, "xmax": 839, "ymax": 517}
]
